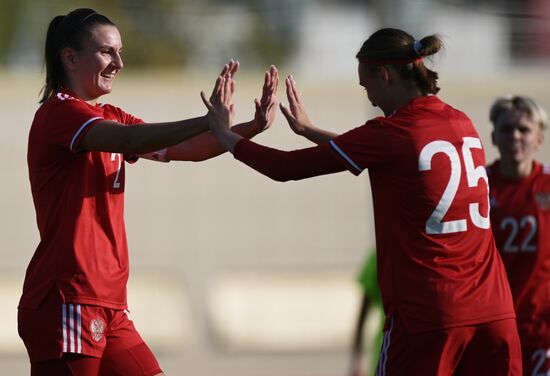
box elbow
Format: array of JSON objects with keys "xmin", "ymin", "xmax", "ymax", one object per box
[
  {"xmin": 189, "ymin": 155, "xmax": 210, "ymax": 162},
  {"xmin": 251, "ymin": 168, "xmax": 290, "ymax": 182},
  {"xmin": 166, "ymin": 151, "xmax": 213, "ymax": 162},
  {"xmin": 250, "ymin": 164, "xmax": 296, "ymax": 182},
  {"xmin": 273, "ymin": 176, "xmax": 290, "ymax": 182},
  {"xmin": 270, "ymin": 172, "xmax": 292, "ymax": 182}
]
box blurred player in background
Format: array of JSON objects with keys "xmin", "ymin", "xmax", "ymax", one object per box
[
  {"xmin": 350, "ymin": 250, "xmax": 384, "ymax": 376},
  {"xmin": 204, "ymin": 28, "xmax": 521, "ymax": 375},
  {"xmin": 17, "ymin": 8, "xmax": 277, "ymax": 376},
  {"xmin": 487, "ymin": 95, "xmax": 550, "ymax": 376}
]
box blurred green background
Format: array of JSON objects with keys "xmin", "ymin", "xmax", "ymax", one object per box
[{"xmin": 2, "ymin": 0, "xmax": 550, "ymax": 72}]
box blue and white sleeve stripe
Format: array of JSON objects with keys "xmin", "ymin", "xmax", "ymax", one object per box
[
  {"xmin": 69, "ymin": 117, "xmax": 102, "ymax": 152},
  {"xmin": 329, "ymin": 140, "xmax": 363, "ymax": 174}
]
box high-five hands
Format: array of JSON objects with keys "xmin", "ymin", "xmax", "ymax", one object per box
[
  {"xmin": 202, "ymin": 64, "xmax": 331, "ymax": 152},
  {"xmin": 202, "ymin": 63, "xmax": 281, "ymax": 153}
]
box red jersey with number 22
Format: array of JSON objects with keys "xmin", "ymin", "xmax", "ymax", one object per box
[
  {"xmin": 20, "ymin": 89, "xmax": 143, "ymax": 310},
  {"xmin": 326, "ymin": 96, "xmax": 515, "ymax": 333},
  {"xmin": 488, "ymin": 160, "xmax": 550, "ymax": 347}
]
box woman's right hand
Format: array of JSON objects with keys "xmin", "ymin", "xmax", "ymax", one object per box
[{"xmin": 279, "ymin": 75, "xmax": 314, "ymax": 136}]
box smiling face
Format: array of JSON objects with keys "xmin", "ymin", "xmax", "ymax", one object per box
[
  {"xmin": 492, "ymin": 109, "xmax": 544, "ymax": 165},
  {"xmin": 63, "ymin": 24, "xmax": 123, "ymax": 101}
]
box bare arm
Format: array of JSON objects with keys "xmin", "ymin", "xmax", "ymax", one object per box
[
  {"xmin": 80, "ymin": 61, "xmax": 239, "ymax": 155},
  {"xmin": 80, "ymin": 116, "xmax": 210, "ymax": 155},
  {"xmin": 161, "ymin": 122, "xmax": 256, "ymax": 162},
  {"xmin": 164, "ymin": 66, "xmax": 279, "ymax": 161},
  {"xmin": 280, "ymin": 75, "xmax": 339, "ymax": 144}
]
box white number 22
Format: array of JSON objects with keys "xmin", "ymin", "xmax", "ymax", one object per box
[
  {"xmin": 418, "ymin": 137, "xmax": 490, "ymax": 234},
  {"xmin": 500, "ymin": 216, "xmax": 538, "ymax": 253}
]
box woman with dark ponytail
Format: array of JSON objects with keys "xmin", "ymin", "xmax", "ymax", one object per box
[
  {"xmin": 18, "ymin": 8, "xmax": 278, "ymax": 375},
  {"xmin": 204, "ymin": 28, "xmax": 522, "ymax": 375}
]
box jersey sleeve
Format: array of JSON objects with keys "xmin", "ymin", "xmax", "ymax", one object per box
[
  {"xmin": 46, "ymin": 99, "xmax": 104, "ymax": 153},
  {"xmin": 104, "ymin": 104, "xmax": 145, "ymax": 125},
  {"xmin": 326, "ymin": 119, "xmax": 390, "ymax": 175},
  {"xmin": 233, "ymin": 139, "xmax": 345, "ymax": 181},
  {"xmin": 101, "ymin": 104, "xmax": 145, "ymax": 163}
]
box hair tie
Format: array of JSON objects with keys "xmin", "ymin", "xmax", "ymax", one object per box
[{"xmin": 413, "ymin": 40, "xmax": 423, "ymax": 55}]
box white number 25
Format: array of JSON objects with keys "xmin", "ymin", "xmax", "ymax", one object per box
[{"xmin": 418, "ymin": 137, "xmax": 490, "ymax": 234}]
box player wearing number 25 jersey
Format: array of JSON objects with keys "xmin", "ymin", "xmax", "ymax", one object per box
[
  {"xmin": 205, "ymin": 28, "xmax": 520, "ymax": 375},
  {"xmin": 326, "ymin": 95, "xmax": 515, "ymax": 333},
  {"xmin": 488, "ymin": 95, "xmax": 550, "ymax": 376}
]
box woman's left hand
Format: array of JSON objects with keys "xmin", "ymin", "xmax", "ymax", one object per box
[
  {"xmin": 206, "ymin": 59, "xmax": 238, "ymax": 109},
  {"xmin": 201, "ymin": 73, "xmax": 235, "ymax": 135}
]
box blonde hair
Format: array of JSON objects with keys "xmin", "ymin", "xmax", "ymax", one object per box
[{"xmin": 489, "ymin": 95, "xmax": 548, "ymax": 130}]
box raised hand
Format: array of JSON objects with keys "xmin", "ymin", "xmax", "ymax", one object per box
[
  {"xmin": 209, "ymin": 59, "xmax": 239, "ymax": 108},
  {"xmin": 253, "ymin": 65, "xmax": 279, "ymax": 132},
  {"xmin": 220, "ymin": 59, "xmax": 240, "ymax": 78},
  {"xmin": 201, "ymin": 73, "xmax": 234, "ymax": 135},
  {"xmin": 279, "ymin": 75, "xmax": 314, "ymax": 136}
]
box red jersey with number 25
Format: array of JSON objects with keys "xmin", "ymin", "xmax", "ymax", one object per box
[
  {"xmin": 326, "ymin": 96, "xmax": 515, "ymax": 333},
  {"xmin": 488, "ymin": 160, "xmax": 550, "ymax": 348},
  {"xmin": 20, "ymin": 89, "xmax": 143, "ymax": 310}
]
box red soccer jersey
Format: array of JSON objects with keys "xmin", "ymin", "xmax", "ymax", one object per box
[
  {"xmin": 488, "ymin": 160, "xmax": 550, "ymax": 347},
  {"xmin": 326, "ymin": 96, "xmax": 515, "ymax": 333},
  {"xmin": 20, "ymin": 89, "xmax": 143, "ymax": 310}
]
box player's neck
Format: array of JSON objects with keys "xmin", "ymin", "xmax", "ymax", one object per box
[
  {"xmin": 499, "ymin": 159, "xmax": 534, "ymax": 179},
  {"xmin": 382, "ymin": 87, "xmax": 424, "ymax": 117},
  {"xmin": 63, "ymin": 79, "xmax": 100, "ymax": 105}
]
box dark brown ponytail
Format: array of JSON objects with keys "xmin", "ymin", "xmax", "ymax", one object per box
[{"xmin": 356, "ymin": 28, "xmax": 443, "ymax": 95}]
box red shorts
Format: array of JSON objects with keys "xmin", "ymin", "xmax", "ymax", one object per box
[
  {"xmin": 376, "ymin": 315, "xmax": 522, "ymax": 376},
  {"xmin": 523, "ymin": 347, "xmax": 550, "ymax": 376},
  {"xmin": 18, "ymin": 288, "xmax": 162, "ymax": 375}
]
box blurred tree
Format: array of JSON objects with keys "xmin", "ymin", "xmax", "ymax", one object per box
[
  {"xmin": 235, "ymin": 0, "xmax": 301, "ymax": 67},
  {"xmin": 0, "ymin": 0, "xmax": 30, "ymax": 65},
  {"xmin": 62, "ymin": 0, "xmax": 193, "ymax": 67},
  {"xmin": 0, "ymin": 0, "xmax": 195, "ymax": 68},
  {"xmin": 0, "ymin": 0, "xmax": 356, "ymax": 70}
]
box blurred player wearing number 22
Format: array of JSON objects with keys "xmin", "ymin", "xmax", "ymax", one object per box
[{"xmin": 487, "ymin": 96, "xmax": 550, "ymax": 376}]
